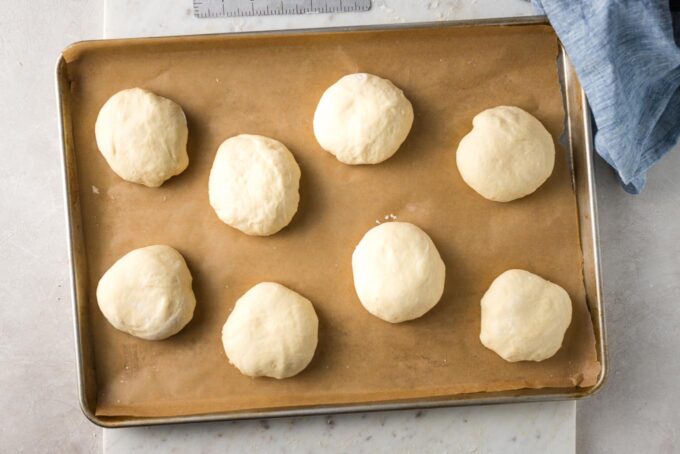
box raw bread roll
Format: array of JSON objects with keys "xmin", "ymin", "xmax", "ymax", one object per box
[
  {"xmin": 313, "ymin": 73, "xmax": 414, "ymax": 165},
  {"xmin": 480, "ymin": 269, "xmax": 572, "ymax": 362},
  {"xmin": 96, "ymin": 245, "xmax": 196, "ymax": 340},
  {"xmin": 222, "ymin": 282, "xmax": 319, "ymax": 379},
  {"xmin": 456, "ymin": 106, "xmax": 555, "ymax": 202},
  {"xmin": 352, "ymin": 222, "xmax": 446, "ymax": 323},
  {"xmin": 95, "ymin": 88, "xmax": 189, "ymax": 187},
  {"xmin": 208, "ymin": 135, "xmax": 301, "ymax": 236}
]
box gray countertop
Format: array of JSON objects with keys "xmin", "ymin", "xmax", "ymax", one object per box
[
  {"xmin": 578, "ymin": 150, "xmax": 680, "ymax": 453},
  {"xmin": 1, "ymin": 1, "xmax": 678, "ymax": 452}
]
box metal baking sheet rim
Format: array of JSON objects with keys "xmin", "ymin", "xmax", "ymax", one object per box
[{"xmin": 56, "ymin": 16, "xmax": 607, "ymax": 428}]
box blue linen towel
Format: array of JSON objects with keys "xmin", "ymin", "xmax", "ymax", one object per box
[{"xmin": 533, "ymin": 0, "xmax": 680, "ymax": 193}]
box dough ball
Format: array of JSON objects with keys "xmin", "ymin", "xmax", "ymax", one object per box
[
  {"xmin": 208, "ymin": 135, "xmax": 301, "ymax": 236},
  {"xmin": 313, "ymin": 73, "xmax": 414, "ymax": 165},
  {"xmin": 222, "ymin": 282, "xmax": 319, "ymax": 379},
  {"xmin": 456, "ymin": 106, "xmax": 555, "ymax": 202},
  {"xmin": 480, "ymin": 269, "xmax": 572, "ymax": 362},
  {"xmin": 352, "ymin": 222, "xmax": 446, "ymax": 323},
  {"xmin": 96, "ymin": 245, "xmax": 196, "ymax": 340},
  {"xmin": 95, "ymin": 88, "xmax": 189, "ymax": 187}
]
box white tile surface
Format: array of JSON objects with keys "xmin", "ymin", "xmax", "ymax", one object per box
[{"xmin": 102, "ymin": 2, "xmax": 574, "ymax": 453}]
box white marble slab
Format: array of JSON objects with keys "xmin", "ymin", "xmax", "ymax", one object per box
[
  {"xmin": 104, "ymin": 0, "xmax": 535, "ymax": 38},
  {"xmin": 102, "ymin": 1, "xmax": 574, "ymax": 453},
  {"xmin": 104, "ymin": 402, "xmax": 575, "ymax": 454}
]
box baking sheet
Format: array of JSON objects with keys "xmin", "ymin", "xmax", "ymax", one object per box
[{"xmin": 62, "ymin": 23, "xmax": 600, "ymax": 418}]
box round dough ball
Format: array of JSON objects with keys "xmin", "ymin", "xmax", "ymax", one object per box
[
  {"xmin": 222, "ymin": 282, "xmax": 318, "ymax": 379},
  {"xmin": 96, "ymin": 245, "xmax": 196, "ymax": 340},
  {"xmin": 352, "ymin": 222, "xmax": 446, "ymax": 323},
  {"xmin": 95, "ymin": 88, "xmax": 189, "ymax": 187},
  {"xmin": 313, "ymin": 73, "xmax": 414, "ymax": 165},
  {"xmin": 208, "ymin": 135, "xmax": 301, "ymax": 236},
  {"xmin": 480, "ymin": 269, "xmax": 572, "ymax": 362},
  {"xmin": 456, "ymin": 106, "xmax": 555, "ymax": 202}
]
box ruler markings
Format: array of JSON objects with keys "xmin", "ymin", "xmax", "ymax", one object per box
[{"xmin": 193, "ymin": 0, "xmax": 371, "ymax": 18}]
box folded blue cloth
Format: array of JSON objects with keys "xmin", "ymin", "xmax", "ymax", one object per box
[{"xmin": 533, "ymin": 0, "xmax": 680, "ymax": 193}]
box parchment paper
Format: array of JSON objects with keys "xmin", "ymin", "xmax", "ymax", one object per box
[{"xmin": 64, "ymin": 24, "xmax": 601, "ymax": 417}]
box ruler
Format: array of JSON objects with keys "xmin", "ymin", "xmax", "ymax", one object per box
[{"xmin": 194, "ymin": 0, "xmax": 372, "ymax": 18}]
